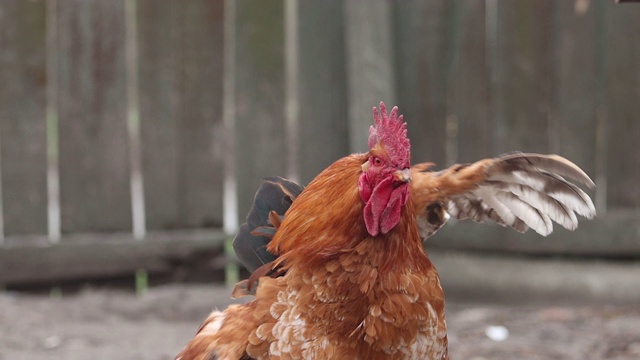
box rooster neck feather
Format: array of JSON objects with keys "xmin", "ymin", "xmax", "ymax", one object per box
[
  {"xmin": 268, "ymin": 154, "xmax": 429, "ymax": 273},
  {"xmin": 267, "ymin": 154, "xmax": 368, "ymax": 264}
]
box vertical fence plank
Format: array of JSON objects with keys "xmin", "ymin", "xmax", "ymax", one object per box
[
  {"xmin": 393, "ymin": 2, "xmax": 448, "ymax": 165},
  {"xmin": 138, "ymin": 1, "xmax": 225, "ymax": 230},
  {"xmin": 0, "ymin": 0, "xmax": 48, "ymax": 236},
  {"xmin": 222, "ymin": 0, "xmax": 238, "ymax": 236},
  {"xmin": 550, "ymin": 1, "xmax": 599, "ymax": 179},
  {"xmin": 284, "ymin": 0, "xmax": 299, "ymax": 183},
  {"xmin": 137, "ymin": 0, "xmax": 178, "ymax": 230},
  {"xmin": 447, "ymin": 0, "xmax": 490, "ymax": 164},
  {"xmin": 491, "ymin": 0, "xmax": 553, "ymax": 155},
  {"xmin": 125, "ymin": 0, "xmax": 145, "ymax": 239},
  {"xmin": 295, "ymin": 0, "xmax": 348, "ymax": 184},
  {"xmin": 176, "ymin": 0, "xmax": 225, "ymax": 228},
  {"xmin": 57, "ymin": 0, "xmax": 132, "ymax": 233},
  {"xmin": 46, "ymin": 0, "xmax": 62, "ymax": 241},
  {"xmin": 344, "ymin": 0, "xmax": 396, "ymax": 154},
  {"xmin": 234, "ymin": 0, "xmax": 286, "ymax": 220},
  {"xmin": 603, "ymin": 2, "xmax": 640, "ymax": 209}
]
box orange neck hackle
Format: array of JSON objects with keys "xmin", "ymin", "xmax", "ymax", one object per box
[{"xmin": 267, "ymin": 153, "xmax": 430, "ymax": 274}]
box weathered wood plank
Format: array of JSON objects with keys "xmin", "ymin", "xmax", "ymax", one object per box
[
  {"xmin": 57, "ymin": 0, "xmax": 132, "ymax": 233},
  {"xmin": 233, "ymin": 0, "xmax": 287, "ymax": 220},
  {"xmin": 446, "ymin": 0, "xmax": 490, "ymax": 164},
  {"xmin": 0, "ymin": 230, "xmax": 227, "ymax": 285},
  {"xmin": 176, "ymin": 0, "xmax": 225, "ymax": 228},
  {"xmin": 603, "ymin": 2, "xmax": 640, "ymax": 209},
  {"xmin": 138, "ymin": 1, "xmax": 225, "ymax": 230},
  {"xmin": 137, "ymin": 0, "xmax": 179, "ymax": 230},
  {"xmin": 124, "ymin": 0, "xmax": 145, "ymax": 239},
  {"xmin": 549, "ymin": 0, "xmax": 599, "ymax": 181},
  {"xmin": 491, "ymin": 0, "xmax": 553, "ymax": 155},
  {"xmin": 344, "ymin": 0, "xmax": 396, "ymax": 153},
  {"xmin": 295, "ymin": 0, "xmax": 349, "ymax": 184},
  {"xmin": 429, "ymin": 209, "xmax": 640, "ymax": 258},
  {"xmin": 0, "ymin": 0, "xmax": 48, "ymax": 236},
  {"xmin": 393, "ymin": 1, "xmax": 448, "ymax": 165}
]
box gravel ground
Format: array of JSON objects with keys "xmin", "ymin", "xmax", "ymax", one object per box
[{"xmin": 1, "ymin": 284, "xmax": 639, "ymax": 360}]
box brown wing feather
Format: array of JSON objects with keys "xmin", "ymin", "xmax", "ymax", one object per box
[{"xmin": 411, "ymin": 153, "xmax": 596, "ymax": 239}]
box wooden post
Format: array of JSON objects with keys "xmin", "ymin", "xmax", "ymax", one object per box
[
  {"xmin": 125, "ymin": 0, "xmax": 146, "ymax": 240},
  {"xmin": 284, "ymin": 0, "xmax": 300, "ymax": 184},
  {"xmin": 46, "ymin": 0, "xmax": 61, "ymax": 242},
  {"xmin": 223, "ymin": 0, "xmax": 240, "ymax": 286}
]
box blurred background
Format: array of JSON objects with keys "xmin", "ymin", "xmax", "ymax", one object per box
[{"xmin": 1, "ymin": 0, "xmax": 640, "ymax": 359}]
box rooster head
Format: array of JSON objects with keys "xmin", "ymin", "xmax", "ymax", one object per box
[{"xmin": 358, "ymin": 102, "xmax": 412, "ymax": 236}]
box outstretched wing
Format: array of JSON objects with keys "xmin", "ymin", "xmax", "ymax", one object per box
[{"xmin": 411, "ymin": 153, "xmax": 596, "ymax": 239}]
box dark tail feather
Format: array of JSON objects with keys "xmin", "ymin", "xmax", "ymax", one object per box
[{"xmin": 232, "ymin": 177, "xmax": 304, "ymax": 273}]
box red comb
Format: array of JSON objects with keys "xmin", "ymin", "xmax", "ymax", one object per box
[{"xmin": 368, "ymin": 102, "xmax": 410, "ymax": 167}]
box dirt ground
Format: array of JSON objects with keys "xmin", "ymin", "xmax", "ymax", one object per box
[{"xmin": 1, "ymin": 284, "xmax": 639, "ymax": 360}]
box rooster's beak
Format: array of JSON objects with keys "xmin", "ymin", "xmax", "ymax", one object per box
[{"xmin": 394, "ymin": 168, "xmax": 412, "ymax": 183}]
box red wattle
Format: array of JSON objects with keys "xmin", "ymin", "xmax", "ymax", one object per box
[
  {"xmin": 380, "ymin": 187, "xmax": 406, "ymax": 234},
  {"xmin": 362, "ymin": 177, "xmax": 408, "ymax": 236}
]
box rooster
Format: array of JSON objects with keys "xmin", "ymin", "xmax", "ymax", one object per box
[{"xmin": 176, "ymin": 102, "xmax": 595, "ymax": 360}]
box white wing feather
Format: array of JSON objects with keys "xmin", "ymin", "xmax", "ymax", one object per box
[{"xmin": 420, "ymin": 153, "xmax": 596, "ymax": 238}]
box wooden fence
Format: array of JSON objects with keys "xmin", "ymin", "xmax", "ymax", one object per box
[{"xmin": 0, "ymin": 0, "xmax": 638, "ymax": 285}]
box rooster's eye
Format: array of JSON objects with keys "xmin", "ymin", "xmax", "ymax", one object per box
[{"xmin": 372, "ymin": 157, "xmax": 383, "ymax": 166}]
